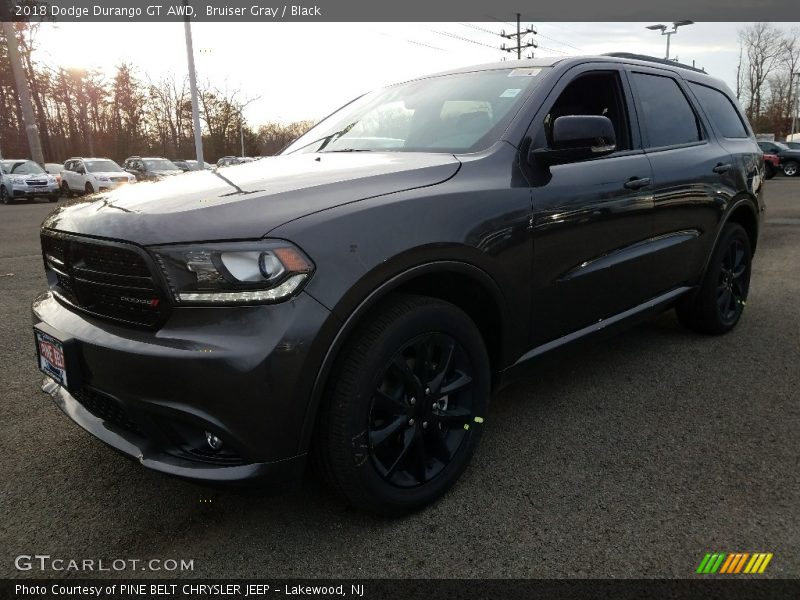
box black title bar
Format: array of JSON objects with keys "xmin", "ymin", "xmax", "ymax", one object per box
[{"xmin": 2, "ymin": 0, "xmax": 800, "ymax": 22}]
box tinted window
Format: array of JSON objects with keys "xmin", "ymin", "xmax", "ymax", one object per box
[
  {"xmin": 631, "ymin": 72, "xmax": 701, "ymax": 148},
  {"xmin": 689, "ymin": 83, "xmax": 748, "ymax": 138}
]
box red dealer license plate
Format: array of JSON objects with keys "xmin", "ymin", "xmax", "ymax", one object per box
[{"xmin": 35, "ymin": 329, "xmax": 68, "ymax": 387}]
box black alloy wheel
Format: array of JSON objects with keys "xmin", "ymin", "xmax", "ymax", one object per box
[
  {"xmin": 716, "ymin": 237, "xmax": 749, "ymax": 326},
  {"xmin": 316, "ymin": 294, "xmax": 490, "ymax": 515},
  {"xmin": 368, "ymin": 332, "xmax": 475, "ymax": 488},
  {"xmin": 677, "ymin": 222, "xmax": 751, "ymax": 335}
]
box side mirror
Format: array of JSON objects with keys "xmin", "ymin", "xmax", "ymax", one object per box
[{"xmin": 531, "ymin": 115, "xmax": 617, "ymax": 165}]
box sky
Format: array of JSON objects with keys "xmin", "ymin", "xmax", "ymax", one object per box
[{"xmin": 29, "ymin": 21, "xmax": 800, "ymax": 127}]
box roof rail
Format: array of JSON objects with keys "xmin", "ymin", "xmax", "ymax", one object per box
[{"xmin": 603, "ymin": 52, "xmax": 707, "ymax": 74}]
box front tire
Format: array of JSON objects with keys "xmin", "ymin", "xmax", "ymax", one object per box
[
  {"xmin": 48, "ymin": 194, "xmax": 59, "ymax": 203},
  {"xmin": 783, "ymin": 160, "xmax": 798, "ymax": 177},
  {"xmin": 84, "ymin": 182, "xmax": 94, "ymax": 195},
  {"xmin": 0, "ymin": 186, "xmax": 10, "ymax": 205},
  {"xmin": 315, "ymin": 294, "xmax": 490, "ymax": 515},
  {"xmin": 764, "ymin": 162, "xmax": 775, "ymax": 179},
  {"xmin": 677, "ymin": 223, "xmax": 752, "ymax": 335}
]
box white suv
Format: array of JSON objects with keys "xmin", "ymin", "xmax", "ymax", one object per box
[
  {"xmin": 61, "ymin": 157, "xmax": 134, "ymax": 196},
  {"xmin": 0, "ymin": 159, "xmax": 60, "ymax": 204}
]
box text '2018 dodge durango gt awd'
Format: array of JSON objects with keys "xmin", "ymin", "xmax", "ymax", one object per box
[{"xmin": 33, "ymin": 54, "xmax": 764, "ymax": 515}]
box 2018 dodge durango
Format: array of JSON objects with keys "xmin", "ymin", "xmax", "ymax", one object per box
[{"xmin": 33, "ymin": 54, "xmax": 764, "ymax": 515}]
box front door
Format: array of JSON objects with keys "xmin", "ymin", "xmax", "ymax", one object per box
[{"xmin": 523, "ymin": 64, "xmax": 657, "ymax": 346}]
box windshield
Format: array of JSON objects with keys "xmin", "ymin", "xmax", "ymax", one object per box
[
  {"xmin": 85, "ymin": 159, "xmax": 123, "ymax": 173},
  {"xmin": 143, "ymin": 159, "xmax": 179, "ymax": 171},
  {"xmin": 1, "ymin": 160, "xmax": 45, "ymax": 175},
  {"xmin": 283, "ymin": 67, "xmax": 549, "ymax": 155}
]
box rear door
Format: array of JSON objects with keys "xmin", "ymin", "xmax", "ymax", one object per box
[
  {"xmin": 685, "ymin": 79, "xmax": 761, "ymax": 205},
  {"xmin": 627, "ymin": 67, "xmax": 734, "ymax": 292}
]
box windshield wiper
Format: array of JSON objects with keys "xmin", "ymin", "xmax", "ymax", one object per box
[{"xmin": 321, "ymin": 148, "xmax": 373, "ymax": 153}]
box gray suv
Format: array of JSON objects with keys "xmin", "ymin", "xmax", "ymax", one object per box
[{"xmin": 33, "ymin": 54, "xmax": 763, "ymax": 514}]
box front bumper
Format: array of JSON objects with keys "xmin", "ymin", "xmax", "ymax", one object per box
[
  {"xmin": 13, "ymin": 183, "xmax": 58, "ymax": 196},
  {"xmin": 32, "ymin": 289, "xmax": 338, "ymax": 484}
]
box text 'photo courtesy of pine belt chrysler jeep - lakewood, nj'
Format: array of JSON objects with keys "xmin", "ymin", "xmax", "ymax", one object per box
[{"xmin": 32, "ymin": 53, "xmax": 764, "ymax": 515}]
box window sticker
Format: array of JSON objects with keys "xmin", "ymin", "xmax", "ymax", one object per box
[
  {"xmin": 500, "ymin": 88, "xmax": 522, "ymax": 98},
  {"xmin": 508, "ymin": 68, "xmax": 542, "ymax": 77}
]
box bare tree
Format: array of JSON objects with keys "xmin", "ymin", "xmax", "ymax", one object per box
[{"xmin": 739, "ymin": 23, "xmax": 784, "ymax": 121}]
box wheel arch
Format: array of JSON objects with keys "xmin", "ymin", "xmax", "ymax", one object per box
[
  {"xmin": 725, "ymin": 196, "xmax": 759, "ymax": 256},
  {"xmin": 298, "ymin": 260, "xmax": 512, "ymax": 454}
]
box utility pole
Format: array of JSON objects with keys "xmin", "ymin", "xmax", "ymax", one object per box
[
  {"xmin": 791, "ymin": 71, "xmax": 800, "ymax": 142},
  {"xmin": 239, "ymin": 109, "xmax": 245, "ymax": 157},
  {"xmin": 500, "ymin": 14, "xmax": 537, "ymax": 60},
  {"xmin": 2, "ymin": 21, "xmax": 44, "ymax": 165},
  {"xmin": 183, "ymin": 0, "xmax": 205, "ymax": 166}
]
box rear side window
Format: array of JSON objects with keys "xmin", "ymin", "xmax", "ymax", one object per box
[
  {"xmin": 631, "ymin": 72, "xmax": 701, "ymax": 148},
  {"xmin": 689, "ymin": 83, "xmax": 748, "ymax": 139}
]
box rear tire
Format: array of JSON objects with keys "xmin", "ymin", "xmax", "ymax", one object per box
[
  {"xmin": 314, "ymin": 294, "xmax": 490, "ymax": 516},
  {"xmin": 677, "ymin": 223, "xmax": 752, "ymax": 335},
  {"xmin": 783, "ymin": 160, "xmax": 798, "ymax": 177}
]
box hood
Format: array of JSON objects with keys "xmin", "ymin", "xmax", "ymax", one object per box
[{"xmin": 43, "ymin": 153, "xmax": 460, "ymax": 245}]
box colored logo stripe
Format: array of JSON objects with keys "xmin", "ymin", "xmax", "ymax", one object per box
[{"xmin": 698, "ymin": 552, "xmax": 773, "ymax": 574}]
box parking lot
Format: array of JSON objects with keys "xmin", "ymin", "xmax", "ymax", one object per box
[{"xmin": 0, "ymin": 179, "xmax": 798, "ymax": 579}]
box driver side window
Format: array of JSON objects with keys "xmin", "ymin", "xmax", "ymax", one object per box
[{"xmin": 544, "ymin": 71, "xmax": 632, "ymax": 152}]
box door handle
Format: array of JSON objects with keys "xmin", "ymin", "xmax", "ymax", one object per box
[
  {"xmin": 713, "ymin": 163, "xmax": 732, "ymax": 174},
  {"xmin": 624, "ymin": 177, "xmax": 651, "ymax": 190}
]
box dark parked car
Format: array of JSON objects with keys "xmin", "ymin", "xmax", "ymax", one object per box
[
  {"xmin": 33, "ymin": 54, "xmax": 763, "ymax": 515},
  {"xmin": 785, "ymin": 141, "xmax": 800, "ymax": 150},
  {"xmin": 122, "ymin": 156, "xmax": 183, "ymax": 181},
  {"xmin": 757, "ymin": 141, "xmax": 799, "ymax": 176},
  {"xmin": 173, "ymin": 159, "xmax": 213, "ymax": 172}
]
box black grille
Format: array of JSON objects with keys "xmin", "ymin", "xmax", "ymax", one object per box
[
  {"xmin": 41, "ymin": 230, "xmax": 166, "ymax": 328},
  {"xmin": 72, "ymin": 387, "xmax": 144, "ymax": 437}
]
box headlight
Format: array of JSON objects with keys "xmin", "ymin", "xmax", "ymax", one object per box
[
  {"xmin": 151, "ymin": 240, "xmax": 314, "ymax": 305},
  {"xmin": 10, "ymin": 175, "xmax": 27, "ymax": 183}
]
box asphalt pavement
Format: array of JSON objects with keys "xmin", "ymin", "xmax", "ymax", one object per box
[{"xmin": 1, "ymin": 180, "xmax": 798, "ymax": 579}]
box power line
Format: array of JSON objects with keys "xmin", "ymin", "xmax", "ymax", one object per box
[
  {"xmin": 375, "ymin": 31, "xmax": 446, "ymax": 52},
  {"xmin": 537, "ymin": 32, "xmax": 584, "ymax": 53},
  {"xmin": 537, "ymin": 45, "xmax": 572, "ymax": 56},
  {"xmin": 487, "ymin": 18, "xmax": 585, "ymax": 54},
  {"xmin": 459, "ymin": 22, "xmax": 498, "ymax": 36},
  {"xmin": 430, "ymin": 29, "xmax": 501, "ymax": 51},
  {"xmin": 486, "ymin": 14, "xmax": 515, "ymax": 27}
]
